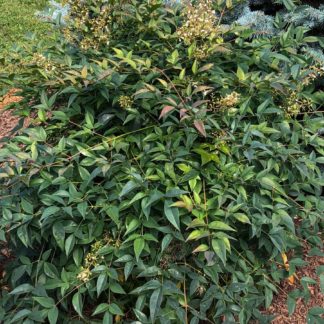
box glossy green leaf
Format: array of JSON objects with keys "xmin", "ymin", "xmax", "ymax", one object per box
[
  {"xmin": 108, "ymin": 303, "xmax": 124, "ymax": 316},
  {"xmin": 209, "ymin": 221, "xmax": 235, "ymax": 232},
  {"xmin": 212, "ymin": 239, "xmax": 227, "ymax": 266},
  {"xmin": 33, "ymin": 297, "xmax": 55, "ymax": 308},
  {"xmin": 164, "ymin": 200, "xmax": 180, "ymax": 231},
  {"xmin": 134, "ymin": 237, "xmax": 145, "ymax": 261},
  {"xmin": 97, "ymin": 273, "xmax": 108, "ymax": 297},
  {"xmin": 48, "ymin": 306, "xmax": 59, "ymax": 324},
  {"xmin": 72, "ymin": 292, "xmax": 83, "ymax": 318},
  {"xmin": 150, "ymin": 288, "xmax": 163, "ymax": 323}
]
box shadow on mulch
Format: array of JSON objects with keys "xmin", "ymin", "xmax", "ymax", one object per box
[{"xmin": 261, "ymin": 242, "xmax": 324, "ymax": 323}]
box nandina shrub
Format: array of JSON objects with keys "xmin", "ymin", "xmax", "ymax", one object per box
[{"xmin": 0, "ymin": 0, "xmax": 323, "ymax": 323}]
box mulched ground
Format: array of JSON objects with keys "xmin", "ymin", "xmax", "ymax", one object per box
[
  {"xmin": 0, "ymin": 89, "xmax": 323, "ymax": 322},
  {"xmin": 264, "ymin": 242, "xmax": 324, "ymax": 323},
  {"xmin": 0, "ymin": 88, "xmax": 26, "ymax": 143}
]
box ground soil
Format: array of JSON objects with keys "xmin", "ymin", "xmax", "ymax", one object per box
[
  {"xmin": 0, "ymin": 89, "xmax": 26, "ymax": 145},
  {"xmin": 263, "ymin": 242, "xmax": 324, "ymax": 323}
]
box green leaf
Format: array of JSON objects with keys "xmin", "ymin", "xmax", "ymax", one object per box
[
  {"xmin": 291, "ymin": 64, "xmax": 300, "ymax": 80},
  {"xmin": 9, "ymin": 283, "xmax": 34, "ymax": 295},
  {"xmin": 48, "ymin": 306, "xmax": 59, "ymax": 324},
  {"xmin": 44, "ymin": 263, "xmax": 59, "ymax": 278},
  {"xmin": 92, "ymin": 303, "xmax": 109, "ymax": 316},
  {"xmin": 105, "ymin": 205, "xmax": 119, "ymax": 225},
  {"xmin": 233, "ymin": 213, "xmax": 251, "ymax": 224},
  {"xmin": 209, "ymin": 221, "xmax": 235, "ymax": 231},
  {"xmin": 259, "ymin": 176, "xmax": 285, "ymax": 195},
  {"xmin": 78, "ymin": 166, "xmax": 90, "ymax": 181},
  {"xmin": 124, "ymin": 58, "xmax": 137, "ymax": 69},
  {"xmin": 113, "ymin": 47, "xmax": 124, "ymax": 58},
  {"xmin": 124, "ymin": 261, "xmax": 134, "ymax": 281},
  {"xmin": 308, "ymin": 307, "xmax": 324, "ymax": 316},
  {"xmin": 134, "ymin": 237, "xmax": 145, "ymax": 261},
  {"xmin": 164, "ymin": 200, "xmax": 180, "ymax": 230},
  {"xmin": 97, "ymin": 273, "xmax": 108, "ymax": 297},
  {"xmin": 125, "ymin": 218, "xmax": 140, "ymax": 236},
  {"xmin": 126, "ymin": 192, "xmax": 147, "ymax": 206},
  {"xmin": 92, "ymin": 303, "xmax": 110, "ymax": 316},
  {"xmin": 33, "ymin": 297, "xmax": 55, "ymax": 308},
  {"xmin": 103, "ymin": 312, "xmax": 113, "ymax": 324},
  {"xmin": 161, "ymin": 234, "xmax": 172, "ymax": 253},
  {"xmin": 17, "ymin": 225, "xmax": 29, "ymax": 248},
  {"xmin": 40, "ymin": 206, "xmax": 60, "ymax": 222},
  {"xmin": 237, "ymin": 65, "xmax": 245, "ymax": 81},
  {"xmin": 282, "ymin": 0, "xmax": 296, "ymax": 10},
  {"xmin": 192, "ymin": 60, "xmax": 198, "ymax": 74},
  {"xmin": 9, "ymin": 309, "xmax": 31, "ymax": 323},
  {"xmin": 53, "ymin": 222, "xmax": 65, "ymax": 250},
  {"xmin": 108, "ymin": 303, "xmax": 124, "ymax": 316},
  {"xmin": 65, "ymin": 234, "xmax": 75, "ymax": 257},
  {"xmin": 192, "ymin": 244, "xmax": 209, "ymax": 253},
  {"xmin": 186, "ymin": 229, "xmax": 209, "ymax": 241},
  {"xmin": 193, "ymin": 148, "xmax": 216, "ymax": 165},
  {"xmin": 21, "ymin": 198, "xmax": 34, "ymax": 214},
  {"xmin": 134, "ymin": 308, "xmax": 149, "ymax": 322},
  {"xmin": 77, "ymin": 201, "xmax": 87, "ymax": 218},
  {"xmin": 72, "ymin": 292, "xmax": 83, "ymax": 318},
  {"xmin": 179, "ymin": 68, "xmax": 186, "ymax": 80},
  {"xmin": 150, "ymin": 288, "xmax": 163, "ymax": 323},
  {"xmin": 110, "ymin": 282, "xmax": 126, "ymax": 294},
  {"xmin": 287, "ymin": 295, "xmax": 296, "ymax": 316},
  {"xmin": 120, "ymin": 180, "xmax": 139, "ymax": 197},
  {"xmin": 265, "ymin": 287, "xmax": 273, "ymax": 309},
  {"xmin": 73, "ymin": 248, "xmax": 83, "ymax": 267},
  {"xmin": 212, "ymin": 239, "xmax": 227, "ymax": 266},
  {"xmin": 76, "ymin": 145, "xmax": 96, "ymax": 158}
]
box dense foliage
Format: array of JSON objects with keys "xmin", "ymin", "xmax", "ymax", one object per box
[
  {"xmin": 221, "ymin": 0, "xmax": 324, "ymax": 64},
  {"xmin": 0, "ymin": 0, "xmax": 323, "ymax": 323}
]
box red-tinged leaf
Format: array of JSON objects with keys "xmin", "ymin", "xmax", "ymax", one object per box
[
  {"xmin": 159, "ymin": 106, "xmax": 175, "ymax": 119},
  {"xmin": 194, "ymin": 120, "xmax": 206, "ymax": 137},
  {"xmin": 180, "ymin": 108, "xmax": 188, "ymax": 118},
  {"xmin": 192, "ymin": 100, "xmax": 209, "ymax": 108}
]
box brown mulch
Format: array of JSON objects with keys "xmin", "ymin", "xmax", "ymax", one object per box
[
  {"xmin": 263, "ymin": 242, "xmax": 324, "ymax": 324},
  {"xmin": 0, "ymin": 88, "xmax": 27, "ymax": 144},
  {"xmin": 0, "ymin": 89, "xmax": 23, "ymax": 109}
]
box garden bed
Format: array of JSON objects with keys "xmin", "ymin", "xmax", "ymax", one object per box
[{"xmin": 0, "ymin": 1, "xmax": 323, "ymax": 323}]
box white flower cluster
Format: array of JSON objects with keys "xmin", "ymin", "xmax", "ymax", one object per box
[{"xmin": 177, "ymin": 0, "xmax": 218, "ymax": 44}]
